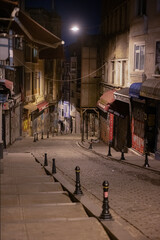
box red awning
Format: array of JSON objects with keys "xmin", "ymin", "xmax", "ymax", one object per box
[
  {"xmin": 37, "ymin": 101, "xmax": 49, "ymax": 112},
  {"xmin": 0, "ymin": 79, "xmax": 13, "ymax": 91},
  {"xmin": 97, "ymin": 89, "xmax": 116, "ymax": 113}
]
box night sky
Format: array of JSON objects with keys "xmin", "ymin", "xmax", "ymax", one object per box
[{"xmin": 25, "ymin": 0, "xmax": 102, "ymax": 45}]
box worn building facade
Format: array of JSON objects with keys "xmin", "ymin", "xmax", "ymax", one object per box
[
  {"xmin": 99, "ymin": 0, "xmax": 160, "ymax": 159},
  {"xmin": 0, "ymin": 0, "xmax": 63, "ymax": 152}
]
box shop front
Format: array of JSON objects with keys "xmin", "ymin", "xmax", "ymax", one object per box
[
  {"xmin": 129, "ymin": 82, "xmax": 145, "ymax": 154},
  {"xmin": 140, "ymin": 78, "xmax": 160, "ymax": 159},
  {"xmin": 97, "ymin": 89, "xmax": 115, "ymax": 144},
  {"xmin": 109, "ymin": 88, "xmax": 131, "ymax": 152}
]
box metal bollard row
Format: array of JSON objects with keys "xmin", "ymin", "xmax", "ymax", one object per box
[
  {"xmin": 74, "ymin": 166, "xmax": 83, "ymax": 195},
  {"xmin": 42, "ymin": 157, "xmax": 112, "ymax": 221},
  {"xmin": 52, "ymin": 158, "xmax": 56, "ymax": 174},
  {"xmin": 99, "ymin": 181, "xmax": 112, "ymax": 220},
  {"xmin": 33, "ymin": 133, "xmax": 36, "ymax": 142},
  {"xmin": 44, "ymin": 153, "xmax": 48, "ymax": 166}
]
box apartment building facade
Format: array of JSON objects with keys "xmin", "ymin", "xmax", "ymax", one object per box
[
  {"xmin": 0, "ymin": 0, "xmax": 63, "ymax": 149},
  {"xmin": 99, "ymin": 0, "xmax": 160, "ymax": 158}
]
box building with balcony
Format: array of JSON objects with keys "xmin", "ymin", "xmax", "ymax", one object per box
[
  {"xmin": 99, "ymin": 0, "xmax": 160, "ymax": 159},
  {"xmin": 0, "ymin": 0, "xmax": 63, "ymax": 149}
]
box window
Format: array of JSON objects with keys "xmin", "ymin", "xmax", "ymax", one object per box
[
  {"xmin": 136, "ymin": 0, "xmax": 146, "ymax": 16},
  {"xmin": 157, "ymin": 0, "xmax": 160, "ymax": 12},
  {"xmin": 14, "ymin": 37, "xmax": 23, "ymax": 50},
  {"xmin": 156, "ymin": 41, "xmax": 160, "ymax": 65},
  {"xmin": 25, "ymin": 45, "xmax": 32, "ymax": 62},
  {"xmin": 112, "ymin": 60, "xmax": 128, "ymax": 86},
  {"xmin": 32, "ymin": 72, "xmax": 39, "ymax": 94},
  {"xmin": 155, "ymin": 41, "xmax": 160, "ymax": 74},
  {"xmin": 32, "ymin": 48, "xmax": 38, "ymax": 63},
  {"xmin": 71, "ymin": 62, "xmax": 76, "ymax": 68},
  {"xmin": 111, "ymin": 61, "xmax": 115, "ymax": 84},
  {"xmin": 71, "ymin": 90, "xmax": 74, "ymax": 98},
  {"xmin": 134, "ymin": 44, "xmax": 145, "ymax": 70},
  {"xmin": 25, "ymin": 73, "xmax": 30, "ymax": 92}
]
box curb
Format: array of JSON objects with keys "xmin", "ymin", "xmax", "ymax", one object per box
[
  {"xmin": 77, "ymin": 141, "xmax": 160, "ymax": 175},
  {"xmin": 33, "ymin": 154, "xmax": 149, "ymax": 240}
]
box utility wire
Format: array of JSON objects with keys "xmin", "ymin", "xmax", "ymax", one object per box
[{"xmin": 15, "ymin": 55, "xmax": 105, "ymax": 82}]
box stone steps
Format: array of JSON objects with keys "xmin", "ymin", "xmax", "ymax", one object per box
[{"xmin": 1, "ymin": 153, "xmax": 110, "ymax": 240}]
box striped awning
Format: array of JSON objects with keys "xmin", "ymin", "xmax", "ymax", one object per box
[
  {"xmin": 97, "ymin": 89, "xmax": 116, "ymax": 113},
  {"xmin": 140, "ymin": 78, "xmax": 160, "ymax": 100}
]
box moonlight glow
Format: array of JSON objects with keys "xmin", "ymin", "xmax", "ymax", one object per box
[{"xmin": 70, "ymin": 26, "xmax": 80, "ymax": 32}]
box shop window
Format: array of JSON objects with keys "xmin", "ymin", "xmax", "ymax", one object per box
[{"xmin": 134, "ymin": 44, "xmax": 145, "ymax": 71}]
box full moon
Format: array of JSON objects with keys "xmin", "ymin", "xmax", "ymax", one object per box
[{"xmin": 70, "ymin": 26, "xmax": 80, "ymax": 32}]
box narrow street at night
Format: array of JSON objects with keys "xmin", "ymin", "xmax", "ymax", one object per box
[{"xmin": 5, "ymin": 135, "xmax": 160, "ymax": 240}]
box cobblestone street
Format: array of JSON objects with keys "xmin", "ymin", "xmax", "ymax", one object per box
[{"xmin": 6, "ymin": 135, "xmax": 160, "ymax": 240}]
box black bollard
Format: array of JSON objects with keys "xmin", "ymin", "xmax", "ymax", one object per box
[
  {"xmin": 99, "ymin": 181, "xmax": 112, "ymax": 220},
  {"xmin": 52, "ymin": 158, "xmax": 56, "ymax": 174},
  {"xmin": 47, "ymin": 130, "xmax": 49, "ymax": 138},
  {"xmin": 36, "ymin": 132, "xmax": 38, "ymax": 141},
  {"xmin": 143, "ymin": 151, "xmax": 150, "ymax": 167},
  {"xmin": 44, "ymin": 153, "xmax": 48, "ymax": 166},
  {"xmin": 120, "ymin": 148, "xmax": 125, "ymax": 160},
  {"xmin": 74, "ymin": 166, "xmax": 83, "ymax": 195},
  {"xmin": 107, "ymin": 142, "xmax": 112, "ymax": 157},
  {"xmin": 33, "ymin": 133, "xmax": 36, "ymax": 142},
  {"xmin": 41, "ymin": 131, "xmax": 43, "ymax": 139},
  {"xmin": 88, "ymin": 139, "xmax": 93, "ymax": 149}
]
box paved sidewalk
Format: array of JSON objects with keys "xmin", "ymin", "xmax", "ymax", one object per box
[
  {"xmin": 0, "ymin": 152, "xmax": 110, "ymax": 240},
  {"xmin": 79, "ymin": 138, "xmax": 160, "ymax": 174}
]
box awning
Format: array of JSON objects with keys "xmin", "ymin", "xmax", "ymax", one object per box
[
  {"xmin": 140, "ymin": 78, "xmax": 160, "ymax": 100},
  {"xmin": 114, "ymin": 87, "xmax": 130, "ymax": 103},
  {"xmin": 129, "ymin": 82, "xmax": 142, "ymax": 99},
  {"xmin": 0, "ymin": 79, "xmax": 13, "ymax": 91},
  {"xmin": 37, "ymin": 101, "xmax": 49, "ymax": 112},
  {"xmin": 23, "ymin": 103, "xmax": 37, "ymax": 112},
  {"xmin": 97, "ymin": 89, "xmax": 116, "ymax": 113},
  {"xmin": 11, "ymin": 9, "xmax": 63, "ymax": 49},
  {"xmin": 108, "ymin": 100, "xmax": 129, "ymax": 118}
]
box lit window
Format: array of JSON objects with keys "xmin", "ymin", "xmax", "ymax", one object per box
[{"xmin": 134, "ymin": 44, "xmax": 145, "ymax": 70}]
